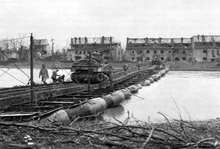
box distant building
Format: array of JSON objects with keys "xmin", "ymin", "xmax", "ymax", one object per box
[
  {"xmin": 192, "ymin": 35, "xmax": 220, "ymax": 62},
  {"xmin": 0, "ymin": 49, "xmax": 19, "ymax": 61},
  {"xmin": 33, "ymin": 39, "xmax": 50, "ymax": 59},
  {"xmin": 18, "ymin": 45, "xmax": 29, "ymax": 61},
  {"xmin": 67, "ymin": 36, "xmax": 122, "ymax": 62},
  {"xmin": 0, "ymin": 48, "xmax": 3, "ymax": 61},
  {"xmin": 125, "ymin": 37, "xmax": 193, "ymax": 62}
]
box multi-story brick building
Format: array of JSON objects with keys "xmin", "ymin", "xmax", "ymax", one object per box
[
  {"xmin": 67, "ymin": 36, "xmax": 122, "ymax": 62},
  {"xmin": 193, "ymin": 35, "xmax": 220, "ymax": 62},
  {"xmin": 125, "ymin": 37, "xmax": 193, "ymax": 62}
]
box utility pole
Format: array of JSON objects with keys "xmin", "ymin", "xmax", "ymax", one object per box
[
  {"xmin": 30, "ymin": 33, "xmax": 34, "ymax": 106},
  {"xmin": 51, "ymin": 39, "xmax": 54, "ymax": 56},
  {"xmin": 88, "ymin": 51, "xmax": 91, "ymax": 93},
  {"xmin": 51, "ymin": 39, "xmax": 56, "ymax": 68}
]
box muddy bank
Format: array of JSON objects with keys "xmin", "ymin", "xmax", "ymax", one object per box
[{"xmin": 0, "ymin": 116, "xmax": 220, "ymax": 149}]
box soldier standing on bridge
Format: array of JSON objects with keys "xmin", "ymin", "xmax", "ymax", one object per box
[
  {"xmin": 104, "ymin": 62, "xmax": 114, "ymax": 88},
  {"xmin": 123, "ymin": 63, "xmax": 128, "ymax": 75},
  {"xmin": 51, "ymin": 69, "xmax": 59, "ymax": 83},
  {"xmin": 39, "ymin": 64, "xmax": 49, "ymax": 84},
  {"xmin": 136, "ymin": 61, "xmax": 141, "ymax": 70},
  {"xmin": 109, "ymin": 65, "xmax": 114, "ymax": 88}
]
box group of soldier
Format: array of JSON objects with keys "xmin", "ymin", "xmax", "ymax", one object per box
[
  {"xmin": 39, "ymin": 64, "xmax": 65, "ymax": 84},
  {"xmin": 39, "ymin": 62, "xmax": 141, "ymax": 85}
]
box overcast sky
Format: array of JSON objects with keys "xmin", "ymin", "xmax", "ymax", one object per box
[{"xmin": 1, "ymin": 0, "xmax": 220, "ymax": 50}]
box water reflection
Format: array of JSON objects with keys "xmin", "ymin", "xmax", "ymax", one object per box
[
  {"xmin": 104, "ymin": 105, "xmax": 126, "ymax": 121},
  {"xmin": 103, "ymin": 71, "xmax": 220, "ymax": 123},
  {"xmin": 1, "ymin": 69, "xmax": 220, "ymax": 123}
]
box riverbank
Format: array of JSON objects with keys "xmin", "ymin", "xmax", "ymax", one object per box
[
  {"xmin": 0, "ymin": 61, "xmax": 140, "ymax": 70},
  {"xmin": 0, "ymin": 116, "xmax": 219, "ymax": 149},
  {"xmin": 167, "ymin": 61, "xmax": 220, "ymax": 71},
  {"xmin": 2, "ymin": 60, "xmax": 220, "ymax": 71}
]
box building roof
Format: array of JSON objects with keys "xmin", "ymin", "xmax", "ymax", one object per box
[
  {"xmin": 71, "ymin": 37, "xmax": 120, "ymax": 45},
  {"xmin": 193, "ymin": 35, "xmax": 220, "ymax": 43},
  {"xmin": 34, "ymin": 39, "xmax": 49, "ymax": 46},
  {"xmin": 127, "ymin": 37, "xmax": 191, "ymax": 44}
]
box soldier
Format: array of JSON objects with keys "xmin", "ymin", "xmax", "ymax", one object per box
[
  {"xmin": 109, "ymin": 71, "xmax": 114, "ymax": 88},
  {"xmin": 105, "ymin": 62, "xmax": 114, "ymax": 88},
  {"xmin": 123, "ymin": 63, "xmax": 128, "ymax": 75},
  {"xmin": 57, "ymin": 75, "xmax": 65, "ymax": 83},
  {"xmin": 136, "ymin": 61, "xmax": 141, "ymax": 70},
  {"xmin": 51, "ymin": 69, "xmax": 59, "ymax": 83},
  {"xmin": 39, "ymin": 64, "xmax": 49, "ymax": 84}
]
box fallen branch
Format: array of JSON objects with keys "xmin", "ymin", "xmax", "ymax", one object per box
[{"xmin": 142, "ymin": 127, "xmax": 154, "ymax": 148}]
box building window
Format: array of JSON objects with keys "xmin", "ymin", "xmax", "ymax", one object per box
[
  {"xmin": 212, "ymin": 50, "xmax": 214, "ymax": 55},
  {"xmin": 182, "ymin": 51, "xmax": 185, "ymax": 54},
  {"xmin": 154, "ymin": 50, "xmax": 157, "ymax": 54},
  {"xmin": 132, "ymin": 51, "xmax": 135, "ymax": 53},
  {"xmin": 146, "ymin": 50, "xmax": 150, "ymax": 53},
  {"xmin": 146, "ymin": 57, "xmax": 150, "ymax": 60},
  {"xmin": 161, "ymin": 50, "xmax": 164, "ymax": 54},
  {"xmin": 203, "ymin": 57, "xmax": 207, "ymax": 60},
  {"xmin": 168, "ymin": 51, "xmax": 171, "ymax": 53},
  {"xmin": 75, "ymin": 51, "xmax": 78, "ymax": 54},
  {"xmin": 175, "ymin": 57, "xmax": 180, "ymax": 61},
  {"xmin": 182, "ymin": 57, "xmax": 186, "ymax": 61},
  {"xmin": 161, "ymin": 57, "xmax": 164, "ymax": 60},
  {"xmin": 132, "ymin": 57, "xmax": 134, "ymax": 61},
  {"xmin": 83, "ymin": 51, "xmax": 86, "ymax": 54},
  {"xmin": 203, "ymin": 50, "xmax": 207, "ymax": 53},
  {"xmin": 79, "ymin": 51, "xmax": 82, "ymax": 54},
  {"xmin": 217, "ymin": 50, "xmax": 219, "ymax": 55},
  {"xmin": 140, "ymin": 51, "xmax": 142, "ymax": 54}
]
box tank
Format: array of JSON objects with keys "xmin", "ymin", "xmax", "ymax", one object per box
[
  {"xmin": 152, "ymin": 56, "xmax": 162, "ymax": 65},
  {"xmin": 70, "ymin": 58, "xmax": 113, "ymax": 84}
]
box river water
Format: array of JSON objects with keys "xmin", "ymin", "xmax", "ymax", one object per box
[
  {"xmin": 0, "ymin": 68, "xmax": 72, "ymax": 87},
  {"xmin": 104, "ymin": 71, "xmax": 220, "ymax": 123},
  {"xmin": 1, "ymin": 69, "xmax": 220, "ymax": 122}
]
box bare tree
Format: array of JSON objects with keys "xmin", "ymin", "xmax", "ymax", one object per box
[
  {"xmin": 0, "ymin": 34, "xmax": 29, "ymax": 51},
  {"xmin": 0, "ymin": 38, "xmax": 10, "ymax": 50}
]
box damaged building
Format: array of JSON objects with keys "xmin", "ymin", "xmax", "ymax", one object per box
[
  {"xmin": 193, "ymin": 35, "xmax": 220, "ymax": 62},
  {"xmin": 125, "ymin": 37, "xmax": 193, "ymax": 62},
  {"xmin": 125, "ymin": 35, "xmax": 220, "ymax": 62},
  {"xmin": 67, "ymin": 36, "xmax": 123, "ymax": 62}
]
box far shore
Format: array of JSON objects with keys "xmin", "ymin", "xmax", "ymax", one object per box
[
  {"xmin": 167, "ymin": 61, "xmax": 220, "ymax": 71},
  {"xmin": 1, "ymin": 61, "xmax": 220, "ymax": 71}
]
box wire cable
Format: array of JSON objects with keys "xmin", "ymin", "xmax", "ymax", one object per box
[
  {"xmin": 0, "ymin": 51, "xmax": 30, "ymax": 79},
  {"xmin": 0, "ymin": 68, "xmax": 27, "ymax": 85},
  {"xmin": 0, "ymin": 36, "xmax": 30, "ymax": 43}
]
